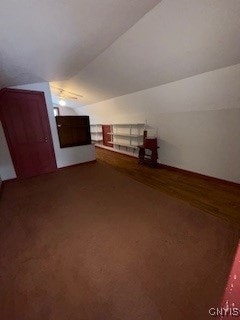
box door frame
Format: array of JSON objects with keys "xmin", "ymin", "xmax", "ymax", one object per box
[{"xmin": 0, "ymin": 88, "xmax": 57, "ymax": 178}]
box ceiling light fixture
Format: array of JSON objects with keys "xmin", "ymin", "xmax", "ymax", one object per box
[
  {"xmin": 59, "ymin": 99, "xmax": 66, "ymax": 107},
  {"xmin": 51, "ymin": 86, "xmax": 83, "ymax": 100}
]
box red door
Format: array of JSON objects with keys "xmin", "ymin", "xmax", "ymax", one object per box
[
  {"xmin": 102, "ymin": 125, "xmax": 112, "ymax": 147},
  {"xmin": 0, "ymin": 88, "xmax": 57, "ymax": 178}
]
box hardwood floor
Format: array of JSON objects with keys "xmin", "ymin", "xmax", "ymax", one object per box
[{"xmin": 96, "ymin": 147, "xmax": 240, "ymax": 226}]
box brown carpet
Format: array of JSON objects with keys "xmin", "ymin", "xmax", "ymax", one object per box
[{"xmin": 0, "ymin": 161, "xmax": 239, "ymax": 320}]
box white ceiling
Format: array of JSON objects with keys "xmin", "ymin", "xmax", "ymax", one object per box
[
  {"xmin": 52, "ymin": 0, "xmax": 240, "ymax": 106},
  {"xmin": 0, "ymin": 0, "xmax": 160, "ymax": 87},
  {"xmin": 1, "ymin": 0, "xmax": 240, "ymax": 107}
]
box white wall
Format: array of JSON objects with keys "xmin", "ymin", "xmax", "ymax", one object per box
[
  {"xmin": 0, "ymin": 121, "xmax": 17, "ymax": 180},
  {"xmin": 58, "ymin": 105, "xmax": 77, "ymax": 116},
  {"xmin": 76, "ymin": 64, "xmax": 240, "ymax": 183},
  {"xmin": 53, "ymin": 104, "xmax": 78, "ymax": 116},
  {"xmin": 0, "ymin": 82, "xmax": 95, "ymax": 180}
]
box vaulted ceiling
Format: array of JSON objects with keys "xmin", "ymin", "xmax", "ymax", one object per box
[
  {"xmin": 0, "ymin": 0, "xmax": 160, "ymax": 87},
  {"xmin": 1, "ymin": 0, "xmax": 240, "ymax": 107}
]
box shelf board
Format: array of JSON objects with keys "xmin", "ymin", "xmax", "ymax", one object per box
[
  {"xmin": 91, "ymin": 131, "xmax": 103, "ymax": 134},
  {"xmin": 91, "ymin": 139, "xmax": 103, "ymax": 142},
  {"xmin": 91, "ymin": 123, "xmax": 144, "ymax": 126},
  {"xmin": 107, "ymin": 133, "xmax": 143, "ymax": 138},
  {"xmin": 111, "ymin": 123, "xmax": 145, "ymax": 126},
  {"xmin": 109, "ymin": 141, "xmax": 138, "ymax": 148}
]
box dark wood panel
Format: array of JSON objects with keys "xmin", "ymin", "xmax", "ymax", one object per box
[
  {"xmin": 102, "ymin": 125, "xmax": 112, "ymax": 147},
  {"xmin": 56, "ymin": 116, "xmax": 91, "ymax": 148},
  {"xmin": 96, "ymin": 146, "xmax": 240, "ymax": 226}
]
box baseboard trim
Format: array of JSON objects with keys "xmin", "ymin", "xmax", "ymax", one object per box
[
  {"xmin": 2, "ymin": 160, "xmax": 97, "ymax": 185},
  {"xmin": 2, "ymin": 177, "xmax": 18, "ymax": 185},
  {"xmin": 96, "ymin": 145, "xmax": 240, "ymax": 187},
  {"xmin": 2, "ymin": 154, "xmax": 239, "ymax": 189},
  {"xmin": 58, "ymin": 160, "xmax": 97, "ymax": 170},
  {"xmin": 160, "ymin": 164, "xmax": 240, "ymax": 188}
]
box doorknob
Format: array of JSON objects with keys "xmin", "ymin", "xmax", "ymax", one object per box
[{"xmin": 44, "ymin": 137, "xmax": 48, "ymax": 142}]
